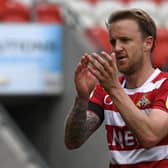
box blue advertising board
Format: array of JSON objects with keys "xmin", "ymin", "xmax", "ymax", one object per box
[{"xmin": 0, "ymin": 24, "xmax": 63, "ymax": 95}]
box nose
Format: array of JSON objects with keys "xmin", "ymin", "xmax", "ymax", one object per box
[{"xmin": 114, "ymin": 40, "xmax": 123, "ymax": 52}]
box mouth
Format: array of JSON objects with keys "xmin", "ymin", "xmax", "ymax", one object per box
[{"xmin": 116, "ymin": 55, "xmax": 127, "ymax": 62}]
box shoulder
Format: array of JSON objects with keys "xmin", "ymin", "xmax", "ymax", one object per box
[
  {"xmin": 152, "ymin": 70, "xmax": 168, "ymax": 83},
  {"xmin": 151, "ymin": 70, "xmax": 168, "ymax": 88}
]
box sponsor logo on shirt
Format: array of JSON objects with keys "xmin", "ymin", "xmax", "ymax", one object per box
[
  {"xmin": 104, "ymin": 95, "xmax": 113, "ymax": 105},
  {"xmin": 166, "ymin": 96, "xmax": 168, "ymax": 109}
]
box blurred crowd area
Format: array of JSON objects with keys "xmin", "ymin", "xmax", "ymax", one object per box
[
  {"xmin": 0, "ymin": 0, "xmax": 63, "ymax": 23},
  {"xmin": 61, "ymin": 0, "xmax": 168, "ymax": 71},
  {"xmin": 0, "ymin": 0, "xmax": 167, "ymax": 70}
]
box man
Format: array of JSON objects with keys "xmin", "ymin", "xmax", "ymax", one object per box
[{"xmin": 64, "ymin": 8, "xmax": 168, "ymax": 167}]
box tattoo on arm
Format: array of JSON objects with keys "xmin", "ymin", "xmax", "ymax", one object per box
[{"xmin": 64, "ymin": 97, "xmax": 102, "ymax": 149}]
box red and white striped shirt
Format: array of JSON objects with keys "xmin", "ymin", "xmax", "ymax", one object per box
[{"xmin": 89, "ymin": 69, "xmax": 168, "ymax": 168}]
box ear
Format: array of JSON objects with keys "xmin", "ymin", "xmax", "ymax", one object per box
[{"xmin": 144, "ymin": 36, "xmax": 153, "ymax": 52}]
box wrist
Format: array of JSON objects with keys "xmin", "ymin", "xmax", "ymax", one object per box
[
  {"xmin": 75, "ymin": 95, "xmax": 89, "ymax": 106},
  {"xmin": 109, "ymin": 85, "xmax": 123, "ymax": 98}
]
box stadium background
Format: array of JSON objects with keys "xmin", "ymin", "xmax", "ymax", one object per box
[{"xmin": 0, "ymin": 0, "xmax": 167, "ymax": 168}]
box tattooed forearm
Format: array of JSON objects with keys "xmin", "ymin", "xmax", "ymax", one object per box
[{"xmin": 64, "ymin": 97, "xmax": 101, "ymax": 149}]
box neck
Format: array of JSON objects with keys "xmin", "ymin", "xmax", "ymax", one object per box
[{"xmin": 125, "ymin": 65, "xmax": 155, "ymax": 89}]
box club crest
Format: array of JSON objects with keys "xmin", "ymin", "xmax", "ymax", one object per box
[{"xmin": 136, "ymin": 94, "xmax": 151, "ymax": 108}]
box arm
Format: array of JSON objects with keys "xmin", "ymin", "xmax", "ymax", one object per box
[
  {"xmin": 64, "ymin": 53, "xmax": 102, "ymax": 149},
  {"xmin": 110, "ymin": 87, "xmax": 168, "ymax": 148},
  {"xmin": 64, "ymin": 97, "xmax": 102, "ymax": 149},
  {"xmin": 88, "ymin": 51, "xmax": 168, "ymax": 148}
]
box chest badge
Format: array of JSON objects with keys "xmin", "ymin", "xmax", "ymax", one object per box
[{"xmin": 136, "ymin": 93, "xmax": 151, "ymax": 108}]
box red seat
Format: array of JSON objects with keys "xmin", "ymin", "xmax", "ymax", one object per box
[
  {"xmin": 2, "ymin": 1, "xmax": 30, "ymax": 22},
  {"xmin": 85, "ymin": 0, "xmax": 98, "ymax": 5},
  {"xmin": 0, "ymin": 0, "xmax": 8, "ymax": 21},
  {"xmin": 35, "ymin": 3, "xmax": 63, "ymax": 24},
  {"xmin": 152, "ymin": 0, "xmax": 164, "ymax": 4},
  {"xmin": 152, "ymin": 28, "xmax": 168, "ymax": 69},
  {"xmin": 120, "ymin": 0, "xmax": 132, "ymax": 4},
  {"xmin": 84, "ymin": 26, "xmax": 112, "ymax": 53}
]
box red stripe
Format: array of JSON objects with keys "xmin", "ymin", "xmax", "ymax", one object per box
[
  {"xmin": 105, "ymin": 125, "xmax": 168, "ymax": 151},
  {"xmin": 104, "ymin": 90, "xmax": 157, "ymax": 111},
  {"xmin": 110, "ymin": 159, "xmax": 168, "ymax": 168}
]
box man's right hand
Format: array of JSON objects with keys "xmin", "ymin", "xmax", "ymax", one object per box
[{"xmin": 74, "ymin": 53, "xmax": 97, "ymax": 100}]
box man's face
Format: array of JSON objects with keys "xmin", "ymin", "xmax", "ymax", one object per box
[{"xmin": 109, "ymin": 19, "xmax": 147, "ymax": 75}]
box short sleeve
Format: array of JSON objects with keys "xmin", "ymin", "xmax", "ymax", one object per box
[
  {"xmin": 89, "ymin": 83, "xmax": 106, "ymax": 108},
  {"xmin": 88, "ymin": 84, "xmax": 106, "ymax": 122},
  {"xmin": 152, "ymin": 79, "xmax": 168, "ymax": 112}
]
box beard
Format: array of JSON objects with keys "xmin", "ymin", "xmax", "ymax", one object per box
[{"xmin": 117, "ymin": 57, "xmax": 143, "ymax": 75}]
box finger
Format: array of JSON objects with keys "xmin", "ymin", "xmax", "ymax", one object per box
[
  {"xmin": 89, "ymin": 53, "xmax": 107, "ymax": 76},
  {"xmin": 95, "ymin": 52, "xmax": 111, "ymax": 72},
  {"xmin": 81, "ymin": 53, "xmax": 90, "ymax": 67},
  {"xmin": 91, "ymin": 52, "xmax": 114, "ymax": 77},
  {"xmin": 75, "ymin": 53, "xmax": 89, "ymax": 74},
  {"xmin": 75, "ymin": 63, "xmax": 82, "ymax": 76},
  {"xmin": 88, "ymin": 65, "xmax": 105, "ymax": 82},
  {"xmin": 101, "ymin": 51, "xmax": 118, "ymax": 71},
  {"xmin": 88, "ymin": 54, "xmax": 110, "ymax": 82},
  {"xmin": 92, "ymin": 52, "xmax": 109, "ymax": 68},
  {"xmin": 100, "ymin": 51, "xmax": 112, "ymax": 61}
]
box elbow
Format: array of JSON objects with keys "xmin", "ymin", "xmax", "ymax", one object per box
[
  {"xmin": 138, "ymin": 135, "xmax": 160, "ymax": 149},
  {"xmin": 65, "ymin": 142, "xmax": 81, "ymax": 150},
  {"xmin": 64, "ymin": 138, "xmax": 82, "ymax": 150}
]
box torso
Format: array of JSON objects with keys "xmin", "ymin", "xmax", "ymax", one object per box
[{"xmin": 89, "ymin": 69, "xmax": 168, "ymax": 167}]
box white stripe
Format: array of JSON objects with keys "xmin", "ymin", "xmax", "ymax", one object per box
[
  {"xmin": 110, "ymin": 145, "xmax": 168, "ymax": 164},
  {"xmin": 124, "ymin": 78, "xmax": 167, "ymax": 95},
  {"xmin": 121, "ymin": 69, "xmax": 167, "ymax": 95},
  {"xmin": 104, "ymin": 109, "xmax": 151, "ymax": 126},
  {"xmin": 121, "ymin": 68, "xmax": 160, "ymax": 88},
  {"xmin": 105, "ymin": 110, "xmax": 125, "ymax": 126}
]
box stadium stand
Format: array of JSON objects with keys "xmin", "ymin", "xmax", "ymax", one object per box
[
  {"xmin": 158, "ymin": 1, "xmax": 168, "ymax": 28},
  {"xmin": 15, "ymin": 0, "xmax": 34, "ymax": 7},
  {"xmin": 64, "ymin": 0, "xmax": 168, "ymax": 70},
  {"xmin": 2, "ymin": 1, "xmax": 31, "ymax": 22},
  {"xmin": 84, "ymin": 25, "xmax": 112, "ymax": 52},
  {"xmin": 127, "ymin": 0, "xmax": 161, "ymax": 26},
  {"xmin": 64, "ymin": 0, "xmax": 95, "ymax": 28},
  {"xmin": 0, "ymin": 104, "xmax": 49, "ymax": 168},
  {"xmin": 0, "ymin": 0, "xmax": 168, "ymax": 168},
  {"xmin": 35, "ymin": 2, "xmax": 63, "ymax": 23},
  {"xmin": 152, "ymin": 28, "xmax": 168, "ymax": 70},
  {"xmin": 94, "ymin": 0, "xmax": 125, "ymax": 28}
]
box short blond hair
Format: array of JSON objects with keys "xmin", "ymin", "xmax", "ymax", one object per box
[{"xmin": 106, "ymin": 8, "xmax": 157, "ymax": 52}]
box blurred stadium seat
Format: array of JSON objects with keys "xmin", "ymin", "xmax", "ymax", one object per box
[
  {"xmin": 64, "ymin": 0, "xmax": 94, "ymax": 28},
  {"xmin": 2, "ymin": 1, "xmax": 31, "ymax": 22},
  {"xmin": 120, "ymin": 0, "xmax": 131, "ymax": 4},
  {"xmin": 15, "ymin": 0, "xmax": 34, "ymax": 7},
  {"xmin": 84, "ymin": 26, "xmax": 112, "ymax": 53},
  {"xmin": 0, "ymin": 1, "xmax": 6, "ymax": 21},
  {"xmin": 152, "ymin": 28, "xmax": 168, "ymax": 69},
  {"xmin": 35, "ymin": 2, "xmax": 63, "ymax": 24},
  {"xmin": 85, "ymin": 0, "xmax": 98, "ymax": 4},
  {"xmin": 128, "ymin": 0, "xmax": 161, "ymax": 27},
  {"xmin": 94, "ymin": 0, "xmax": 125, "ymax": 28},
  {"xmin": 152, "ymin": 0, "xmax": 167, "ymax": 4},
  {"xmin": 158, "ymin": 1, "xmax": 168, "ymax": 28}
]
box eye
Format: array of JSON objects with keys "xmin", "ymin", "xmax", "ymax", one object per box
[
  {"xmin": 120, "ymin": 37, "xmax": 130, "ymax": 43},
  {"xmin": 110, "ymin": 39, "xmax": 116, "ymax": 47}
]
